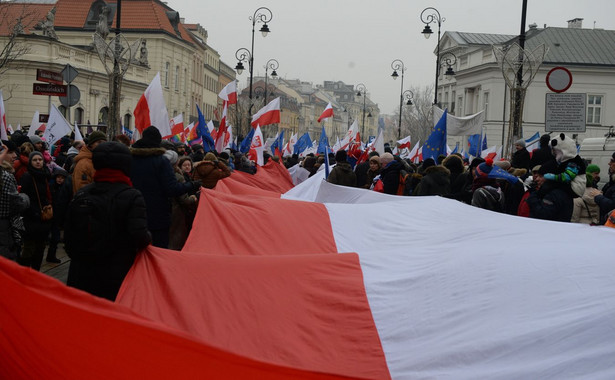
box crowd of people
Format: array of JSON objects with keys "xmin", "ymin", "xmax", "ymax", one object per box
[{"xmin": 1, "ymin": 127, "xmax": 614, "ymax": 300}]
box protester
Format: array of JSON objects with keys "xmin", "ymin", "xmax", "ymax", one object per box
[
  {"xmin": 193, "ymin": 152, "xmax": 231, "ymax": 189},
  {"xmin": 327, "ymin": 150, "xmax": 356, "ymax": 187},
  {"xmin": 585, "ymin": 164, "xmax": 600, "ymax": 188},
  {"xmin": 511, "ymin": 138, "xmax": 531, "ymax": 171},
  {"xmin": 529, "ymin": 134, "xmax": 553, "ymax": 168},
  {"xmin": 72, "ymin": 130, "xmax": 107, "ymax": 193},
  {"xmin": 414, "ymin": 163, "xmax": 451, "ymax": 196},
  {"xmin": 65, "ymin": 141, "xmax": 151, "ymax": 300},
  {"xmin": 525, "ymin": 160, "xmax": 574, "ymax": 222},
  {"xmin": 355, "ymin": 151, "xmax": 379, "ymax": 188},
  {"xmin": 63, "ymin": 140, "xmax": 84, "ymax": 172},
  {"xmin": 364, "ymin": 155, "xmax": 382, "ymax": 189},
  {"xmin": 571, "ymin": 170, "xmax": 600, "ymax": 225},
  {"xmin": 17, "ymin": 152, "xmax": 53, "ymax": 270},
  {"xmin": 518, "ymin": 165, "xmax": 542, "ymax": 217},
  {"xmin": 470, "ymin": 159, "xmax": 506, "ymax": 212},
  {"xmin": 589, "ymin": 152, "xmax": 615, "ymax": 224},
  {"xmin": 130, "ymin": 126, "xmax": 201, "ymax": 248},
  {"xmin": 13, "ymin": 142, "xmax": 34, "ymax": 182},
  {"xmin": 165, "ymin": 150, "xmax": 197, "ymax": 250},
  {"xmin": 178, "ymin": 156, "xmax": 194, "ymax": 182},
  {"xmin": 46, "ymin": 167, "xmax": 71, "ymax": 263},
  {"xmin": 0, "ymin": 142, "xmax": 28, "ymax": 261},
  {"xmin": 379, "ymin": 153, "xmax": 402, "ymax": 195}
]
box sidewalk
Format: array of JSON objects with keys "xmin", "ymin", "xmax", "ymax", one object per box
[{"xmin": 40, "ymin": 244, "xmax": 70, "ymax": 284}]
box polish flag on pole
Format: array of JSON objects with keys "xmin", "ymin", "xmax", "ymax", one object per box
[
  {"xmin": 0, "ymin": 90, "xmax": 7, "ymax": 140},
  {"xmin": 248, "ymin": 125, "xmax": 265, "ymax": 166},
  {"xmin": 170, "ymin": 114, "xmax": 184, "ymax": 136},
  {"xmin": 251, "ymin": 97, "xmax": 280, "ymax": 128},
  {"xmin": 218, "ymin": 81, "xmax": 237, "ymax": 105},
  {"xmin": 134, "ymin": 72, "xmax": 172, "ymax": 137},
  {"xmin": 317, "ymin": 102, "xmax": 334, "ymax": 123},
  {"xmin": 215, "ymin": 103, "xmax": 228, "ymax": 152},
  {"xmin": 283, "ymin": 133, "xmax": 297, "ymax": 157},
  {"xmin": 223, "ymin": 125, "xmax": 233, "ymax": 150},
  {"xmin": 339, "ymin": 120, "xmax": 359, "ymax": 151},
  {"xmin": 397, "ymin": 135, "xmax": 411, "ymax": 150}
]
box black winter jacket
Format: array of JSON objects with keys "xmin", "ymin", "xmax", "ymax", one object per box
[
  {"xmin": 380, "ymin": 160, "xmax": 402, "ymax": 195},
  {"xmin": 525, "ymin": 181, "xmax": 574, "ymax": 222},
  {"xmin": 415, "ymin": 165, "xmax": 451, "ymax": 196},
  {"xmin": 327, "ymin": 161, "xmax": 357, "ymax": 187}
]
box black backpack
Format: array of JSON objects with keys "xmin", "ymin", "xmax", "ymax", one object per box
[{"xmin": 64, "ymin": 184, "xmax": 130, "ymax": 260}]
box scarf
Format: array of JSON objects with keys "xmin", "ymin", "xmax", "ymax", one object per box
[{"xmin": 94, "ymin": 168, "xmax": 133, "ymax": 186}]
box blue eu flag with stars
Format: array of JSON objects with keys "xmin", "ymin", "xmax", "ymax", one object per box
[{"xmin": 422, "ymin": 109, "xmax": 447, "ymax": 161}]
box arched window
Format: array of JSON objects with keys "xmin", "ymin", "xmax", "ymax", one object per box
[
  {"xmin": 98, "ymin": 107, "xmax": 109, "ymax": 125},
  {"xmin": 74, "ymin": 107, "xmax": 84, "ymax": 124},
  {"xmin": 58, "ymin": 105, "xmax": 67, "ymax": 117},
  {"xmin": 123, "ymin": 113, "xmax": 132, "ymax": 129}
]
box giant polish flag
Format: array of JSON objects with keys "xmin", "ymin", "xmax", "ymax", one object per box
[
  {"xmin": 134, "ymin": 72, "xmax": 172, "ymax": 137},
  {"xmin": 43, "ymin": 104, "xmax": 73, "ymax": 146},
  {"xmin": 251, "ymin": 97, "xmax": 280, "ymax": 128}
]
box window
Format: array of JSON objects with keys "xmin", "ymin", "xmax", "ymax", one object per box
[
  {"xmin": 164, "ymin": 62, "xmax": 170, "ymax": 87},
  {"xmin": 184, "ymin": 68, "xmax": 188, "ymax": 94},
  {"xmin": 175, "ymin": 66, "xmax": 179, "ymax": 91},
  {"xmin": 74, "ymin": 107, "xmax": 84, "ymax": 124},
  {"xmin": 483, "ymin": 92, "xmax": 489, "ymax": 118},
  {"xmin": 58, "ymin": 105, "xmax": 67, "ymax": 117},
  {"xmin": 587, "ymin": 95, "xmax": 603, "ymax": 124},
  {"xmin": 123, "ymin": 113, "xmax": 132, "ymax": 129},
  {"xmin": 98, "ymin": 107, "xmax": 109, "ymax": 125}
]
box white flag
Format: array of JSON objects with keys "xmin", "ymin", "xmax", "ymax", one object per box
[
  {"xmin": 250, "ymin": 125, "xmax": 265, "ymax": 166},
  {"xmin": 74, "ymin": 122, "xmax": 84, "ymax": 141},
  {"xmin": 43, "ymin": 104, "xmax": 73, "ymax": 146},
  {"xmin": 0, "ymin": 90, "xmax": 7, "ymax": 140},
  {"xmin": 28, "ymin": 111, "xmax": 41, "ymax": 137},
  {"xmin": 433, "ymin": 106, "xmax": 484, "ymax": 136}
]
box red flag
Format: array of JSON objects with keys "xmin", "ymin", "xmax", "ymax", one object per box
[
  {"xmin": 251, "ymin": 98, "xmax": 280, "ymax": 128},
  {"xmin": 317, "ymin": 102, "xmax": 334, "ymax": 123}
]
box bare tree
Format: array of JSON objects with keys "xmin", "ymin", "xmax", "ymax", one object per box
[
  {"xmin": 0, "ymin": 3, "xmax": 35, "ymax": 99},
  {"xmin": 387, "ymin": 84, "xmax": 434, "ymax": 145}
]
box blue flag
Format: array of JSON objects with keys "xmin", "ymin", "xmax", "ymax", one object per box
[
  {"xmin": 270, "ymin": 130, "xmax": 285, "ymax": 155},
  {"xmin": 485, "ymin": 164, "xmax": 521, "ymax": 184},
  {"xmin": 317, "ymin": 126, "xmax": 329, "ymax": 155},
  {"xmin": 422, "ymin": 109, "xmax": 447, "ymax": 161},
  {"xmin": 525, "ymin": 131, "xmax": 540, "ymax": 146},
  {"xmin": 196, "ymin": 104, "xmax": 215, "ymax": 152},
  {"xmin": 482, "ymin": 134, "xmax": 488, "ymax": 151},
  {"xmin": 451, "ymin": 143, "xmax": 459, "ymax": 154},
  {"xmin": 239, "ymin": 128, "xmax": 255, "ymax": 154},
  {"xmin": 293, "ymin": 132, "xmax": 312, "ymax": 155},
  {"xmin": 468, "ymin": 134, "xmax": 483, "ymax": 157},
  {"xmin": 324, "ymin": 146, "xmax": 330, "ymax": 179}
]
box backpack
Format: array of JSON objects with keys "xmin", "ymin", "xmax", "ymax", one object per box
[
  {"xmin": 471, "ymin": 186, "xmax": 506, "ymax": 213},
  {"xmin": 64, "ymin": 184, "xmax": 130, "ymax": 260},
  {"xmin": 397, "ymin": 170, "xmax": 411, "ymax": 196}
]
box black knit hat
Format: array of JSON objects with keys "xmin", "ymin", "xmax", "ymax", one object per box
[
  {"xmin": 335, "ymin": 149, "xmax": 347, "ymax": 162},
  {"xmin": 133, "ymin": 126, "xmax": 162, "ymax": 148},
  {"xmin": 92, "ymin": 141, "xmax": 132, "ymax": 176},
  {"xmin": 87, "ymin": 131, "xmax": 107, "ymax": 147}
]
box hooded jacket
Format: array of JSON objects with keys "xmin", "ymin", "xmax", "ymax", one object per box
[
  {"xmin": 72, "ymin": 146, "xmax": 95, "ymax": 193},
  {"xmin": 327, "ymin": 161, "xmax": 357, "ymax": 187},
  {"xmin": 415, "ymin": 165, "xmax": 451, "ymax": 196}
]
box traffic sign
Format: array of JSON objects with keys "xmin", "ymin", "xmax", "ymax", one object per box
[
  {"xmin": 59, "ymin": 85, "xmax": 81, "ymax": 107},
  {"xmin": 33, "ymin": 83, "xmax": 67, "ymax": 96},
  {"xmin": 546, "ymin": 67, "xmax": 573, "ymax": 93},
  {"xmin": 36, "ymin": 69, "xmax": 63, "ymax": 85},
  {"xmin": 61, "ymin": 64, "xmax": 79, "ymax": 84}
]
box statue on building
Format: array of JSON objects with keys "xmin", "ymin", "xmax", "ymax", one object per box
[
  {"xmin": 96, "ymin": 5, "xmax": 110, "ymax": 40},
  {"xmin": 138, "ymin": 39, "xmax": 149, "ymax": 66},
  {"xmin": 40, "ymin": 7, "xmax": 58, "ymax": 40},
  {"xmin": 12, "ymin": 17, "xmax": 25, "ymax": 36}
]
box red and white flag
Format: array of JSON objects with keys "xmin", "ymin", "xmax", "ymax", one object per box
[
  {"xmin": 215, "ymin": 103, "xmax": 228, "ymax": 152},
  {"xmin": 317, "ymin": 102, "xmax": 334, "ymax": 123},
  {"xmin": 283, "ymin": 133, "xmax": 297, "ymax": 157},
  {"xmin": 397, "ymin": 135, "xmax": 411, "ymax": 150},
  {"xmin": 223, "ymin": 125, "xmax": 233, "ymax": 150},
  {"xmin": 251, "ymin": 97, "xmax": 280, "ymax": 128},
  {"xmin": 409, "ymin": 140, "xmax": 422, "ymax": 164},
  {"xmin": 248, "ymin": 125, "xmax": 265, "ymax": 166},
  {"xmin": 0, "ymin": 90, "xmax": 7, "ymax": 140},
  {"xmin": 134, "ymin": 72, "xmax": 172, "ymax": 137},
  {"xmin": 339, "ymin": 120, "xmax": 360, "ymax": 151},
  {"xmin": 218, "ymin": 81, "xmax": 237, "ymax": 105},
  {"xmin": 170, "ymin": 114, "xmax": 184, "ymax": 137}
]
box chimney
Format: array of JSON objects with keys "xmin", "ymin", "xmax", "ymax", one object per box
[
  {"xmin": 567, "ymin": 18, "xmax": 583, "ymax": 28},
  {"xmin": 528, "ymin": 23, "xmax": 538, "ymax": 30}
]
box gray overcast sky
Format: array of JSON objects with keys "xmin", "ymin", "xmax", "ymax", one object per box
[{"xmin": 171, "ymin": 0, "xmax": 615, "ymax": 114}]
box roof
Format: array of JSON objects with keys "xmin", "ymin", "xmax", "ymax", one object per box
[
  {"xmin": 524, "ymin": 27, "xmax": 615, "ymax": 66},
  {"xmin": 0, "ymin": 0, "xmax": 198, "ymax": 46},
  {"xmin": 448, "ymin": 31, "xmax": 516, "ymax": 46}
]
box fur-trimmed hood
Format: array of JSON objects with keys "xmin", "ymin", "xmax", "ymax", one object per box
[{"xmin": 130, "ymin": 147, "xmax": 166, "ymax": 157}]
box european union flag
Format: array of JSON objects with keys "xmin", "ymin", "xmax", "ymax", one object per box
[
  {"xmin": 196, "ymin": 104, "xmax": 215, "ymax": 152},
  {"xmin": 317, "ymin": 126, "xmax": 329, "ymax": 155},
  {"xmin": 468, "ymin": 133, "xmax": 487, "ymax": 157},
  {"xmin": 270, "ymin": 130, "xmax": 284, "ymax": 155},
  {"xmin": 422, "ymin": 109, "xmax": 447, "ymax": 161},
  {"xmin": 293, "ymin": 132, "xmax": 312, "ymax": 155},
  {"xmin": 239, "ymin": 128, "xmax": 255, "ymax": 154}
]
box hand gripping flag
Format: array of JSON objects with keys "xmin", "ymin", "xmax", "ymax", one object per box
[
  {"xmin": 251, "ymin": 97, "xmax": 280, "ymax": 128},
  {"xmin": 134, "ymin": 72, "xmax": 172, "ymax": 137},
  {"xmin": 422, "ymin": 109, "xmax": 447, "ymax": 161},
  {"xmin": 317, "ymin": 102, "xmax": 334, "ymax": 123}
]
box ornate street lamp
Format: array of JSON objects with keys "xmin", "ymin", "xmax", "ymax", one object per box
[
  {"xmin": 391, "ymin": 59, "xmax": 406, "ymax": 139},
  {"xmin": 403, "ymin": 90, "xmax": 414, "ymax": 106},
  {"xmin": 264, "ymin": 58, "xmax": 279, "ymax": 104},
  {"xmin": 356, "ymin": 83, "xmax": 368, "ymax": 139},
  {"xmin": 420, "ymin": 7, "xmax": 445, "ymax": 105}
]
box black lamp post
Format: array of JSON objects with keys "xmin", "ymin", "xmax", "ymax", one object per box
[
  {"xmin": 420, "ymin": 7, "xmax": 444, "ymax": 105},
  {"xmin": 403, "ymin": 90, "xmax": 414, "ymax": 106},
  {"xmin": 264, "ymin": 58, "xmax": 279, "ymax": 104},
  {"xmin": 356, "ymin": 83, "xmax": 368, "ymax": 139},
  {"xmin": 391, "ymin": 59, "xmax": 406, "ymax": 140},
  {"xmin": 234, "ymin": 6, "xmax": 273, "ymax": 137}
]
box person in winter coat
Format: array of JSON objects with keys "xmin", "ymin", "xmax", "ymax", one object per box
[
  {"xmin": 178, "ymin": 156, "xmax": 194, "ymax": 182},
  {"xmin": 364, "ymin": 155, "xmax": 382, "ymax": 189},
  {"xmin": 65, "ymin": 142, "xmax": 151, "ymax": 301},
  {"xmin": 63, "ymin": 140, "xmax": 85, "ymax": 172},
  {"xmin": 355, "ymin": 151, "xmax": 379, "ymax": 188},
  {"xmin": 525, "ymin": 160, "xmax": 574, "ymax": 222},
  {"xmin": 589, "ymin": 152, "xmax": 615, "ymax": 224},
  {"xmin": 414, "ymin": 164, "xmax": 451, "ymax": 196},
  {"xmin": 379, "ymin": 153, "xmax": 402, "ymax": 195},
  {"xmin": 529, "ymin": 134, "xmax": 553, "ymax": 168},
  {"xmin": 12, "ymin": 142, "xmax": 34, "ymax": 182},
  {"xmin": 72, "ymin": 131, "xmax": 107, "ymax": 193},
  {"xmin": 130, "ymin": 126, "xmax": 201, "ymax": 248},
  {"xmin": 17, "ymin": 152, "xmax": 53, "ymax": 270},
  {"xmin": 571, "ymin": 171, "xmax": 601, "ymax": 225},
  {"xmin": 511, "ymin": 138, "xmax": 531, "ymax": 171},
  {"xmin": 470, "ymin": 159, "xmax": 506, "ymax": 212},
  {"xmin": 0, "ymin": 141, "xmax": 28, "ymax": 261},
  {"xmin": 193, "ymin": 152, "xmax": 231, "ymax": 189},
  {"xmin": 165, "ymin": 150, "xmax": 197, "ymax": 250},
  {"xmin": 327, "ymin": 150, "xmax": 357, "ymax": 187},
  {"xmin": 45, "ymin": 167, "xmax": 72, "ymax": 263}
]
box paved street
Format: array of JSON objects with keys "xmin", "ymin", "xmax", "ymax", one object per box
[{"xmin": 40, "ymin": 245, "xmax": 70, "ymax": 284}]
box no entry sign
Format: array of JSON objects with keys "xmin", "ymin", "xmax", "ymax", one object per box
[{"xmin": 546, "ymin": 67, "xmax": 573, "ymax": 93}]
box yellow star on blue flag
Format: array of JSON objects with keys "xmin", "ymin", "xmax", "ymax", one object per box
[{"xmin": 422, "ymin": 109, "xmax": 447, "ymax": 161}]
